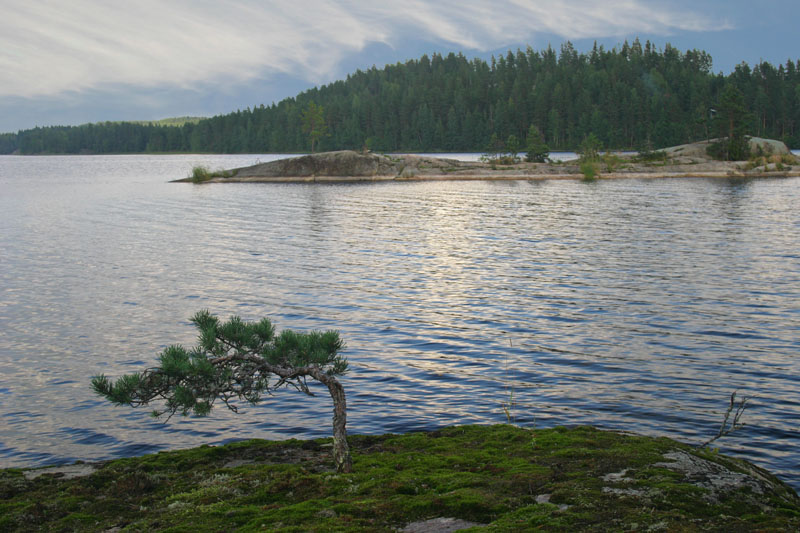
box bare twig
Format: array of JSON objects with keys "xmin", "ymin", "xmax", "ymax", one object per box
[{"xmin": 699, "ymin": 390, "xmax": 751, "ymax": 448}]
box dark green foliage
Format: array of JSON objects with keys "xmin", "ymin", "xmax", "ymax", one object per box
[
  {"xmin": 0, "ymin": 132, "xmax": 17, "ymax": 153},
  {"xmin": 301, "ymin": 101, "xmax": 327, "ymax": 153},
  {"xmin": 633, "ymin": 149, "xmax": 668, "ymax": 163},
  {"xmin": 92, "ymin": 311, "xmax": 347, "ymax": 419},
  {"xmin": 93, "ymin": 311, "xmax": 353, "ymax": 472},
  {"xmin": 578, "ymin": 133, "xmax": 602, "ymax": 162},
  {"xmin": 4, "ymin": 43, "xmax": 800, "ymax": 154},
  {"xmin": 505, "ymin": 134, "xmax": 520, "ymax": 162},
  {"xmin": 525, "ymin": 124, "xmax": 550, "ymax": 162},
  {"xmin": 481, "ymin": 133, "xmax": 521, "ymax": 165},
  {"xmin": 708, "ymin": 84, "xmax": 752, "ymax": 160},
  {"xmin": 482, "ymin": 132, "xmax": 504, "ymax": 161}
]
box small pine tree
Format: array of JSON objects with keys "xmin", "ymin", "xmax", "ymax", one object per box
[
  {"xmin": 301, "ymin": 102, "xmax": 328, "ymax": 153},
  {"xmin": 483, "ymin": 133, "xmax": 504, "ymax": 161},
  {"xmin": 578, "ymin": 133, "xmax": 602, "ymax": 162},
  {"xmin": 506, "ymin": 134, "xmax": 520, "ymax": 162},
  {"xmin": 92, "ymin": 311, "xmax": 352, "ymax": 472},
  {"xmin": 525, "ymin": 125, "xmax": 550, "ymax": 163}
]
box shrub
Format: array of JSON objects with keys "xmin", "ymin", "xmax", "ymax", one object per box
[
  {"xmin": 190, "ymin": 166, "xmax": 212, "ymax": 183},
  {"xmin": 602, "ymin": 153, "xmax": 623, "ymax": 172},
  {"xmin": 634, "ymin": 150, "xmax": 668, "ymax": 164},
  {"xmin": 580, "ymin": 161, "xmax": 598, "ymax": 181},
  {"xmin": 189, "ymin": 166, "xmax": 234, "ymax": 183}
]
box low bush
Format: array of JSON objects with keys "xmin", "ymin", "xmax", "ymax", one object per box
[
  {"xmin": 633, "ymin": 150, "xmax": 668, "ymax": 164},
  {"xmin": 580, "ymin": 161, "xmax": 598, "ymax": 181},
  {"xmin": 189, "ymin": 166, "xmax": 234, "ymax": 183},
  {"xmin": 190, "ymin": 165, "xmax": 211, "ymax": 183}
]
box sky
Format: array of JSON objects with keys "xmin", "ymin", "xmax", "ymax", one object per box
[{"xmin": 1, "ymin": 0, "xmax": 799, "ymax": 133}]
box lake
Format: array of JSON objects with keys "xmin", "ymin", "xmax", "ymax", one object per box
[{"xmin": 0, "ymin": 154, "xmax": 798, "ymax": 490}]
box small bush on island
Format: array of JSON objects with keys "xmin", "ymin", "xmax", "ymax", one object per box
[
  {"xmin": 525, "ymin": 124, "xmax": 550, "ymax": 163},
  {"xmin": 480, "ymin": 133, "xmax": 521, "ymax": 166},
  {"xmin": 578, "ymin": 133, "xmax": 602, "ymax": 162},
  {"xmin": 189, "ymin": 166, "xmax": 234, "ymax": 183},
  {"xmin": 602, "ymin": 153, "xmax": 624, "ymax": 172},
  {"xmin": 633, "ymin": 149, "xmax": 669, "ymax": 164},
  {"xmin": 189, "ymin": 165, "xmax": 211, "ymax": 183},
  {"xmin": 92, "ymin": 311, "xmax": 352, "ymax": 472},
  {"xmin": 580, "ymin": 160, "xmax": 598, "ymax": 181},
  {"xmin": 505, "ymin": 134, "xmax": 521, "ymax": 163}
]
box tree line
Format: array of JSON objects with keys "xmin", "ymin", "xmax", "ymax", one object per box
[{"xmin": 3, "ymin": 40, "xmax": 800, "ymax": 155}]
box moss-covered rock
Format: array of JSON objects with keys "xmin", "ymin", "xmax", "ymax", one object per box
[{"xmin": 3, "ymin": 425, "xmax": 797, "ymax": 532}]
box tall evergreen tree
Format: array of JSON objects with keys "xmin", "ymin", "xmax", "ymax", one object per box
[
  {"xmin": 301, "ymin": 102, "xmax": 328, "ymax": 153},
  {"xmin": 710, "ymin": 84, "xmax": 751, "ymax": 160}
]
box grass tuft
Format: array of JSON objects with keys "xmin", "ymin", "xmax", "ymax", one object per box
[{"xmin": 189, "ymin": 165, "xmax": 234, "ymax": 183}]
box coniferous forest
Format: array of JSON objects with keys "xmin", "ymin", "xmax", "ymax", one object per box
[{"xmin": 3, "ymin": 40, "xmax": 800, "ymax": 155}]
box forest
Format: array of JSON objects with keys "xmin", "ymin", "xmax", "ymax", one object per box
[{"xmin": 2, "ymin": 39, "xmax": 799, "ymax": 155}]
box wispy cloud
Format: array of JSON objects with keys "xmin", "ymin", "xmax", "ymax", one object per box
[{"xmin": 0, "ymin": 0, "xmax": 723, "ymax": 99}]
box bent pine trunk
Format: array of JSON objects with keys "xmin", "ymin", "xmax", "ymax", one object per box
[{"xmin": 310, "ymin": 369, "xmax": 352, "ymax": 473}]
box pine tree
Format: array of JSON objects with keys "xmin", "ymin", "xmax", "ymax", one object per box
[
  {"xmin": 578, "ymin": 132, "xmax": 602, "ymax": 161},
  {"xmin": 525, "ymin": 124, "xmax": 550, "ymax": 162},
  {"xmin": 92, "ymin": 311, "xmax": 352, "ymax": 473},
  {"xmin": 710, "ymin": 84, "xmax": 751, "ymax": 160},
  {"xmin": 301, "ymin": 102, "xmax": 328, "ymax": 153}
]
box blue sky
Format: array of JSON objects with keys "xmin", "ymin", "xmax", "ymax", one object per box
[{"xmin": 1, "ymin": 0, "xmax": 798, "ymax": 133}]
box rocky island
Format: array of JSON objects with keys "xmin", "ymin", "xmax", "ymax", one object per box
[{"xmin": 175, "ymin": 137, "xmax": 799, "ymax": 184}]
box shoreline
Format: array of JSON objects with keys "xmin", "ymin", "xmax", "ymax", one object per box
[
  {"xmin": 173, "ymin": 143, "xmax": 800, "ymax": 184},
  {"xmin": 7, "ymin": 424, "xmax": 800, "ymax": 533},
  {"xmin": 179, "ymin": 169, "xmax": 800, "ymax": 184},
  {"xmin": 4, "ymin": 425, "xmax": 798, "ymax": 531}
]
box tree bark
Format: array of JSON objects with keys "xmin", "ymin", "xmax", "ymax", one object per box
[
  {"xmin": 215, "ymin": 356, "xmax": 353, "ymax": 473},
  {"xmin": 310, "ymin": 370, "xmax": 352, "ymax": 473}
]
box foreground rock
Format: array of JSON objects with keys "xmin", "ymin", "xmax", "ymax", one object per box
[
  {"xmin": 2, "ymin": 425, "xmax": 797, "ymax": 531},
  {"xmin": 175, "ymin": 139, "xmax": 800, "ymax": 183}
]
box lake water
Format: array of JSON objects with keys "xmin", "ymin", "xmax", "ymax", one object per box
[{"xmin": 1, "ymin": 154, "xmax": 798, "ymax": 490}]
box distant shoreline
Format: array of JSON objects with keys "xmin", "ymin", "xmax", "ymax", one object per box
[
  {"xmin": 174, "ymin": 140, "xmax": 800, "ymax": 184},
  {"xmin": 185, "ymin": 170, "xmax": 800, "ymax": 184}
]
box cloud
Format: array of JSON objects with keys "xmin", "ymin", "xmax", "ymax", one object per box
[{"xmin": 0, "ymin": 0, "xmax": 723, "ymax": 99}]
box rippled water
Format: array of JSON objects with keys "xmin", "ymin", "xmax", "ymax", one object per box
[{"xmin": 1, "ymin": 154, "xmax": 798, "ymax": 489}]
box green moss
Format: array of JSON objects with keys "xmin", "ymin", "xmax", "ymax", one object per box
[{"xmin": 1, "ymin": 425, "xmax": 798, "ymax": 532}]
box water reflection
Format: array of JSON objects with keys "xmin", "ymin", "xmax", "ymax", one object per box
[{"xmin": 0, "ymin": 155, "xmax": 798, "ymax": 490}]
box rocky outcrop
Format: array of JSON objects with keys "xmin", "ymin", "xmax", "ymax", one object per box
[
  {"xmin": 231, "ymin": 150, "xmax": 403, "ymax": 178},
  {"xmin": 175, "ymin": 140, "xmax": 800, "ymax": 183},
  {"xmin": 663, "ymin": 137, "xmax": 794, "ymax": 161}
]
